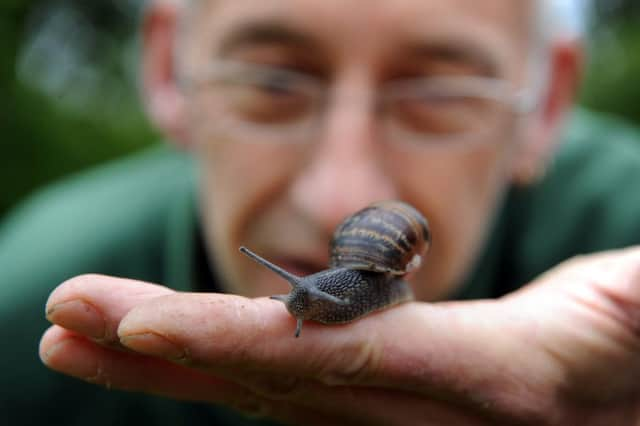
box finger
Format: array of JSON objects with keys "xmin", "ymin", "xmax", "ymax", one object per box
[
  {"xmin": 582, "ymin": 246, "xmax": 640, "ymax": 316},
  {"xmin": 45, "ymin": 274, "xmax": 174, "ymax": 343},
  {"xmin": 116, "ymin": 292, "xmax": 493, "ymax": 384},
  {"xmin": 39, "ymin": 325, "xmax": 358, "ymax": 426},
  {"xmin": 507, "ymin": 246, "xmax": 640, "ymax": 357},
  {"xmin": 40, "ymin": 326, "xmax": 490, "ymax": 425},
  {"xmin": 45, "ymin": 276, "xmax": 528, "ymax": 422},
  {"xmin": 48, "ymin": 274, "xmax": 551, "ymax": 420},
  {"xmin": 505, "ymin": 246, "xmax": 640, "ymax": 403},
  {"xmin": 40, "ymin": 325, "xmax": 240, "ymax": 401},
  {"xmin": 116, "ymin": 292, "xmax": 543, "ymax": 417},
  {"xmin": 510, "ymin": 245, "xmax": 640, "ymax": 299}
]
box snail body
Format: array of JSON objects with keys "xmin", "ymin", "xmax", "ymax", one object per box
[{"xmin": 240, "ymin": 201, "xmax": 430, "ymax": 337}]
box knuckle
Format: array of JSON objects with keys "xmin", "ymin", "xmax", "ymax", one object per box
[
  {"xmin": 622, "ymin": 248, "xmax": 640, "ymax": 277},
  {"xmin": 318, "ymin": 333, "xmax": 382, "ymax": 386},
  {"xmin": 610, "ymin": 275, "xmax": 640, "ymax": 340},
  {"xmin": 587, "ymin": 248, "xmax": 640, "ymax": 345}
]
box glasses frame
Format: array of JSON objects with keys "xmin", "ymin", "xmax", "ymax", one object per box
[{"xmin": 182, "ymin": 59, "xmax": 539, "ymax": 147}]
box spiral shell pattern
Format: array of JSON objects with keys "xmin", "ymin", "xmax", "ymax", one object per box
[{"xmin": 329, "ymin": 201, "xmax": 430, "ymax": 275}]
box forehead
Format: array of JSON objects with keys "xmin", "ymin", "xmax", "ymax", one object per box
[{"xmin": 185, "ymin": 0, "xmax": 533, "ymax": 75}]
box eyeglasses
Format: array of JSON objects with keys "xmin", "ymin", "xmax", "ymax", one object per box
[{"xmin": 183, "ymin": 59, "xmax": 536, "ymax": 147}]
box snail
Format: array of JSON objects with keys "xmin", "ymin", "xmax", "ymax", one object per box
[{"xmin": 239, "ymin": 200, "xmax": 430, "ymax": 337}]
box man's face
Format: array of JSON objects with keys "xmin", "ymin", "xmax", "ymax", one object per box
[{"xmin": 180, "ymin": 0, "xmax": 535, "ymax": 300}]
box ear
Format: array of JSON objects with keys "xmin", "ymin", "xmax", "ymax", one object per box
[
  {"xmin": 141, "ymin": 1, "xmax": 188, "ymax": 146},
  {"xmin": 511, "ymin": 38, "xmax": 584, "ymax": 186}
]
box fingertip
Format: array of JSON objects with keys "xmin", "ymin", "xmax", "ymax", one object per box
[
  {"xmin": 39, "ymin": 325, "xmax": 62, "ymax": 366},
  {"xmin": 46, "ymin": 274, "xmax": 175, "ymax": 312},
  {"xmin": 39, "ymin": 326, "xmax": 93, "ymax": 376},
  {"xmin": 46, "ymin": 299, "xmax": 106, "ymax": 340},
  {"xmin": 45, "ymin": 274, "xmax": 109, "ymax": 308},
  {"xmin": 45, "ymin": 274, "xmax": 179, "ymax": 344}
]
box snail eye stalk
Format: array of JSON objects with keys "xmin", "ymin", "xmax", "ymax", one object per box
[{"xmin": 239, "ymin": 246, "xmax": 302, "ymax": 287}]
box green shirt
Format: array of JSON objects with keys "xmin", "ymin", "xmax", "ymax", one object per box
[{"xmin": 1, "ymin": 109, "xmax": 640, "ymax": 425}]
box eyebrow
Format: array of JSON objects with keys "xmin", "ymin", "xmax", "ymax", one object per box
[
  {"xmin": 216, "ymin": 19, "xmax": 503, "ymax": 77},
  {"xmin": 403, "ymin": 41, "xmax": 502, "ymax": 77},
  {"xmin": 217, "ymin": 20, "xmax": 321, "ymax": 56}
]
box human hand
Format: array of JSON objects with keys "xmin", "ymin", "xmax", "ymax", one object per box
[{"xmin": 40, "ymin": 247, "xmax": 640, "ymax": 425}]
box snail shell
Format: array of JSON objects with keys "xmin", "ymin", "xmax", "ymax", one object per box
[{"xmin": 329, "ymin": 200, "xmax": 430, "ymax": 275}]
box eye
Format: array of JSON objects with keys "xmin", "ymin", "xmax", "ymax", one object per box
[
  {"xmin": 389, "ymin": 95, "xmax": 470, "ymax": 135},
  {"xmin": 385, "ymin": 86, "xmax": 502, "ymax": 137},
  {"xmin": 225, "ymin": 68, "xmax": 318, "ymax": 124},
  {"xmin": 254, "ymin": 71, "xmax": 300, "ymax": 94}
]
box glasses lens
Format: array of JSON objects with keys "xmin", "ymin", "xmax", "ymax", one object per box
[
  {"xmin": 220, "ymin": 75, "xmax": 315, "ymax": 124},
  {"xmin": 192, "ymin": 66, "xmax": 322, "ymax": 143},
  {"xmin": 383, "ymin": 91, "xmax": 509, "ymax": 145},
  {"xmin": 190, "ymin": 63, "xmax": 520, "ymax": 146}
]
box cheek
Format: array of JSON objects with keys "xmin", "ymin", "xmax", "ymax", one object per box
[
  {"xmin": 386, "ymin": 142, "xmax": 515, "ymax": 300},
  {"xmin": 195, "ymin": 138, "xmax": 304, "ymax": 292}
]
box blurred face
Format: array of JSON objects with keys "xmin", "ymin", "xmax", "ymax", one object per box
[{"xmin": 179, "ymin": 0, "xmax": 535, "ymax": 300}]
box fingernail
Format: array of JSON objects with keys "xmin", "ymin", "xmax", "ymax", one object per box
[
  {"xmin": 120, "ymin": 332, "xmax": 186, "ymax": 361},
  {"xmin": 46, "ymin": 300, "xmax": 105, "ymax": 339}
]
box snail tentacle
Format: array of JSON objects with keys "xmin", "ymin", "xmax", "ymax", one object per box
[{"xmin": 240, "ymin": 246, "xmax": 301, "ymax": 288}]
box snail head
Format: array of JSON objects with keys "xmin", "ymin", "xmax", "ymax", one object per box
[{"xmin": 239, "ymin": 246, "xmax": 347, "ymax": 337}]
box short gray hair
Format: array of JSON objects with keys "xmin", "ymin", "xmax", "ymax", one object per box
[
  {"xmin": 526, "ymin": 1, "xmax": 591, "ymax": 102},
  {"xmin": 539, "ymin": 0, "xmax": 592, "ymax": 40}
]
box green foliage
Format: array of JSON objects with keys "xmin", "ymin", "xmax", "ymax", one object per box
[
  {"xmin": 1, "ymin": 81, "xmax": 158, "ymax": 216},
  {"xmin": 580, "ymin": 19, "xmax": 640, "ymax": 124},
  {"xmin": 1, "ymin": 0, "xmax": 157, "ymax": 217}
]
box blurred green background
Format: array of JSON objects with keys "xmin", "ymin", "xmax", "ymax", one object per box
[{"xmin": 1, "ymin": 0, "xmax": 639, "ymax": 218}]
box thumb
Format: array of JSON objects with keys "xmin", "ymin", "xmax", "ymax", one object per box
[{"xmin": 504, "ymin": 246, "xmax": 640, "ymax": 404}]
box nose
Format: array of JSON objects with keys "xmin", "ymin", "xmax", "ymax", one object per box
[{"xmin": 290, "ymin": 90, "xmax": 398, "ymax": 234}]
